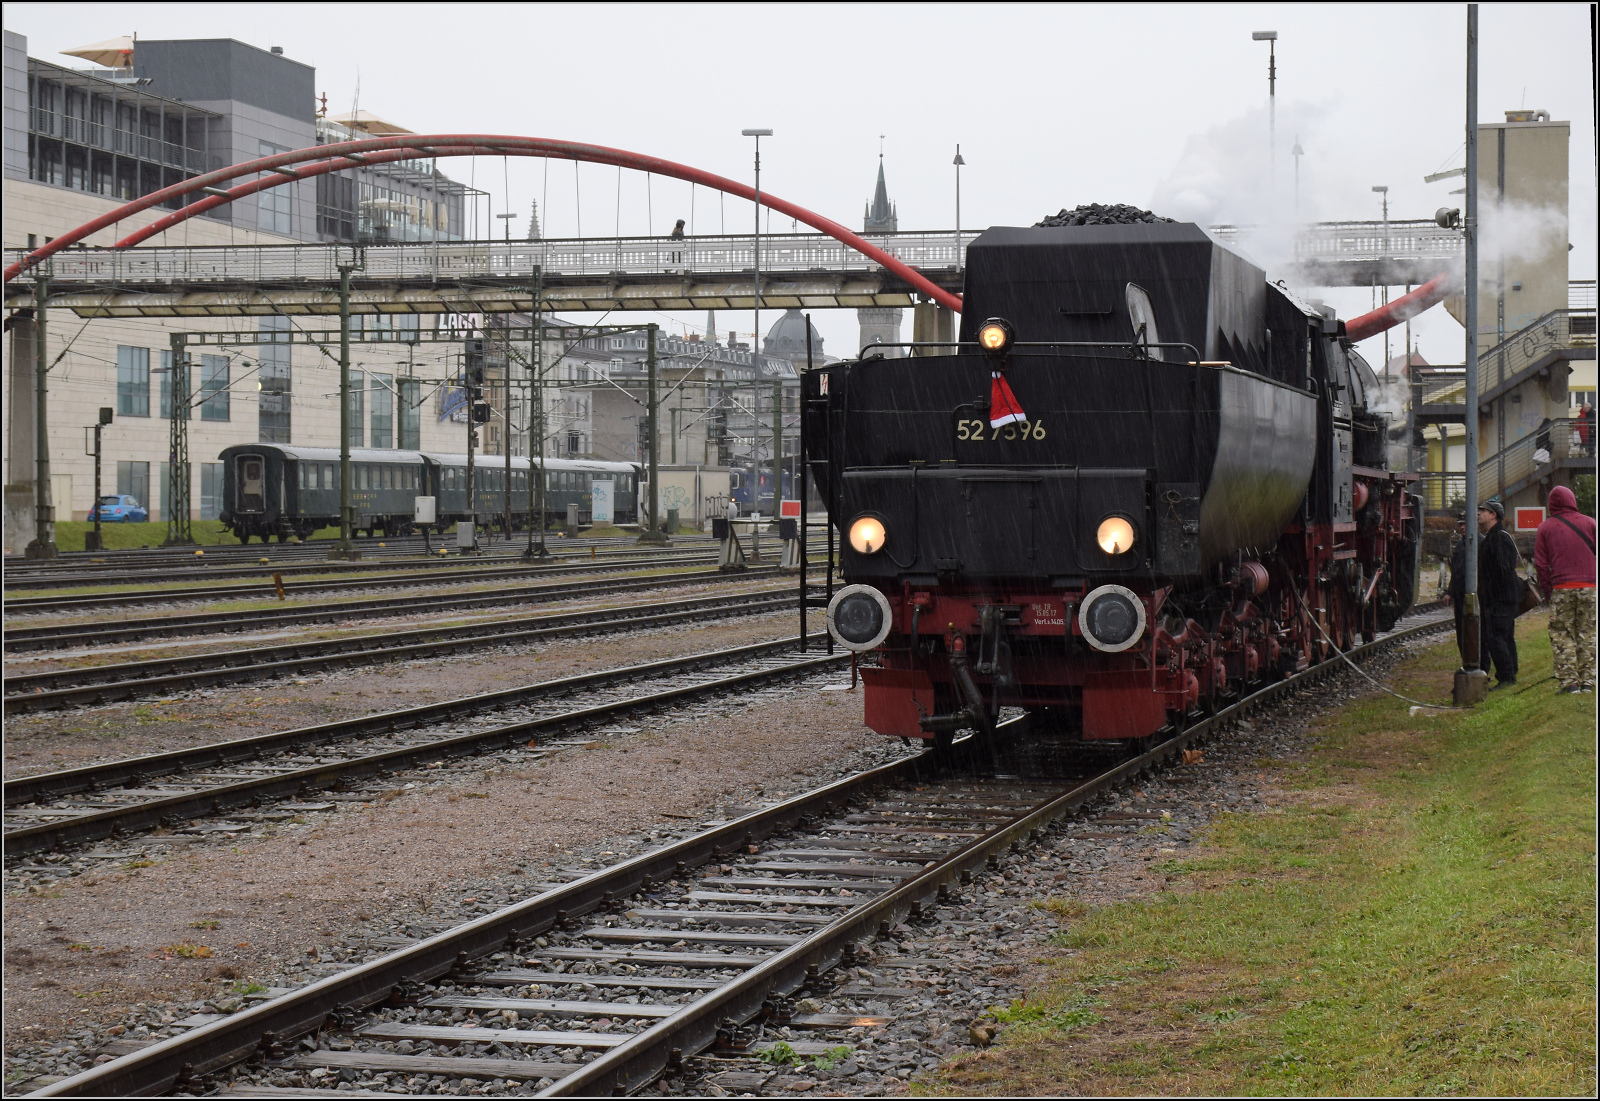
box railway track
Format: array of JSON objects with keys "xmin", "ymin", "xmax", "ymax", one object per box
[
  {"xmin": 3, "ymin": 633, "xmax": 845, "ymax": 856},
  {"xmin": 3, "ymin": 588, "xmax": 812, "ymax": 713},
  {"xmin": 3, "ymin": 531, "xmax": 659, "ymax": 566},
  {"xmin": 4, "ymin": 534, "xmax": 660, "ymax": 573},
  {"xmin": 4, "ymin": 529, "xmax": 817, "ymax": 591},
  {"xmin": 3, "ymin": 566, "xmax": 805, "ymax": 653},
  {"xmin": 26, "ymin": 609, "xmax": 1451, "ymax": 1098},
  {"xmin": 1, "ymin": 539, "xmax": 723, "ymax": 593},
  {"xmin": 2, "ymin": 548, "xmax": 736, "ymax": 606}
]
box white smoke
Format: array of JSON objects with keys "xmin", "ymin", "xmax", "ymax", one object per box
[
  {"xmin": 1476, "ymin": 197, "xmax": 1568, "ymax": 276},
  {"xmin": 1148, "ymin": 102, "xmax": 1337, "ymax": 278}
]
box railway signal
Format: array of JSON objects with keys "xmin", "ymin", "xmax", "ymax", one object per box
[{"xmin": 83, "ymin": 406, "xmax": 113, "ymax": 551}]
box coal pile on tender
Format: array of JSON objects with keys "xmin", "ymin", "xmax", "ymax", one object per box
[{"xmin": 1035, "ymin": 203, "xmax": 1174, "ymax": 227}]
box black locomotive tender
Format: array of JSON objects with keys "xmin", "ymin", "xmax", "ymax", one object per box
[
  {"xmin": 811, "ymin": 220, "xmax": 1420, "ymax": 746},
  {"xmin": 219, "ymin": 445, "xmax": 640, "ymax": 542}
]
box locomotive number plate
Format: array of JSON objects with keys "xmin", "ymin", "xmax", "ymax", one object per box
[{"xmin": 956, "ymin": 418, "xmax": 1047, "ymax": 442}]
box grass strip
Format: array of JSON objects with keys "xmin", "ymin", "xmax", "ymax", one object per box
[{"xmin": 932, "ymin": 614, "xmax": 1595, "ymax": 1096}]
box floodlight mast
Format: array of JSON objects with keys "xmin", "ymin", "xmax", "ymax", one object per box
[
  {"xmin": 741, "ymin": 128, "xmax": 773, "ymax": 519},
  {"xmin": 1253, "ymin": 31, "xmax": 1278, "ymax": 174}
]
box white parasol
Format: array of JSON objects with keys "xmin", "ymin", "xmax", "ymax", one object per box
[{"xmin": 62, "ymin": 35, "xmax": 135, "ymax": 69}]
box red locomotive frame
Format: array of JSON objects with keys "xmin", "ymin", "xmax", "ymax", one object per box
[{"xmin": 860, "ymin": 467, "xmax": 1417, "ymax": 742}]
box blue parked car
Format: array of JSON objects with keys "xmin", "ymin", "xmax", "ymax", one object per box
[{"xmin": 89, "ymin": 494, "xmax": 148, "ymax": 523}]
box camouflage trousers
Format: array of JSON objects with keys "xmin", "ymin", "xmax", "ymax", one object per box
[{"xmin": 1548, "ymin": 588, "xmax": 1597, "ymax": 688}]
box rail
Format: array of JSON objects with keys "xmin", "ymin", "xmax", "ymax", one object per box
[
  {"xmin": 1479, "ymin": 415, "xmax": 1595, "ymax": 499},
  {"xmin": 1417, "ymin": 306, "xmax": 1596, "ymax": 407},
  {"xmin": 1481, "ymin": 308, "xmax": 1597, "ymax": 393},
  {"xmin": 2, "ymin": 231, "xmax": 968, "ymax": 288},
  {"xmin": 26, "ymin": 609, "xmax": 1452, "ymax": 1098},
  {"xmin": 28, "ymin": 108, "xmax": 222, "ymax": 173},
  {"xmin": 1414, "ymin": 471, "xmax": 1468, "ymax": 513},
  {"xmin": 4, "ymin": 633, "xmax": 838, "ymax": 850},
  {"xmin": 1210, "ymin": 219, "xmax": 1464, "ymax": 266},
  {"xmin": 0, "ymin": 220, "xmax": 1522, "ymax": 290}
]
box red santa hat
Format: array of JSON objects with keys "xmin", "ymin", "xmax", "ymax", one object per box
[{"xmin": 989, "ymin": 370, "xmax": 1026, "ymax": 430}]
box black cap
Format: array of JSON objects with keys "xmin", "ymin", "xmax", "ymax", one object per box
[{"xmin": 1478, "ymin": 499, "xmax": 1504, "ymax": 518}]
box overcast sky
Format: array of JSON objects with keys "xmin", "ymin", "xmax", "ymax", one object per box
[{"xmin": 8, "ymin": 2, "xmax": 1595, "ymax": 366}]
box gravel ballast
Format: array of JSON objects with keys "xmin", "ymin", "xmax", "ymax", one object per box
[{"xmin": 4, "ymin": 636, "xmax": 1431, "ymax": 1094}]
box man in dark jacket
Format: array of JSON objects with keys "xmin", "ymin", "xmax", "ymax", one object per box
[
  {"xmin": 1535, "ymin": 484, "xmax": 1597, "ymax": 693},
  {"xmin": 1476, "ymin": 499, "xmax": 1521, "ymax": 688}
]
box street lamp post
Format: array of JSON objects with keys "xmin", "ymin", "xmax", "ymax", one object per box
[
  {"xmin": 953, "ymin": 145, "xmax": 965, "ymax": 266},
  {"xmin": 334, "ymin": 261, "xmax": 356, "ymax": 559},
  {"xmin": 741, "ymin": 128, "xmax": 772, "ymax": 515},
  {"xmin": 27, "ymin": 275, "xmax": 56, "ymax": 559},
  {"xmin": 1252, "ymin": 31, "xmax": 1278, "ymax": 174},
  {"xmin": 1373, "ymin": 185, "xmax": 1390, "ymax": 374},
  {"xmin": 1456, "ymin": 2, "xmax": 1487, "ymax": 704},
  {"xmin": 496, "ymin": 212, "xmax": 518, "ymax": 539}
]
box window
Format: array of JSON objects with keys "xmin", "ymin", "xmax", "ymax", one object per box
[
  {"xmin": 567, "ymin": 432, "xmax": 581, "ymax": 455},
  {"xmin": 258, "ymin": 141, "xmax": 293, "ymax": 235},
  {"xmin": 200, "ymin": 463, "xmax": 223, "ymax": 519},
  {"xmin": 399, "ymin": 379, "xmax": 422, "ymax": 449},
  {"xmin": 1125, "ymin": 283, "xmax": 1163, "ymax": 361},
  {"xmin": 199, "ymin": 354, "xmax": 229, "ymax": 421},
  {"xmin": 370, "ymin": 372, "xmax": 393, "ymax": 448},
  {"xmin": 316, "ymin": 171, "xmax": 356, "ymax": 241},
  {"xmin": 258, "ymin": 316, "xmax": 292, "ymax": 443},
  {"xmin": 117, "ymin": 346, "xmax": 150, "ymax": 417},
  {"xmin": 348, "ymin": 371, "xmax": 365, "ymax": 448},
  {"xmin": 116, "ymin": 460, "xmax": 149, "ymax": 507}
]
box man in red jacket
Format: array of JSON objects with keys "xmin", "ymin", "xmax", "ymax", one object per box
[{"xmin": 1534, "ymin": 484, "xmax": 1597, "ymax": 693}]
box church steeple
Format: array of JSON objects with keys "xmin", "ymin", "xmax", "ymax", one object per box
[
  {"xmin": 856, "ymin": 152, "xmax": 903, "ymax": 358},
  {"xmin": 863, "ymin": 156, "xmax": 897, "ymax": 233}
]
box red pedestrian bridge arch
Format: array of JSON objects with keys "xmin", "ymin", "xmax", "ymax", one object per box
[{"xmin": 1, "ymin": 133, "xmax": 965, "ymax": 313}]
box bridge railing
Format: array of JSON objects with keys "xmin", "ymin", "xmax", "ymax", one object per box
[
  {"xmin": 1480, "ymin": 308, "xmax": 1596, "ymax": 392},
  {"xmin": 3, "ymin": 232, "xmax": 970, "ymax": 287},
  {"xmin": 6, "ymin": 220, "xmax": 1485, "ymax": 288},
  {"xmin": 1480, "ymin": 415, "xmax": 1595, "ymax": 499},
  {"xmin": 1211, "ymin": 219, "xmax": 1464, "ymax": 266}
]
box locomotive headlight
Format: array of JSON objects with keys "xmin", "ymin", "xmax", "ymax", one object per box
[
  {"xmin": 848, "ymin": 515, "xmax": 887, "ymax": 555},
  {"xmin": 1096, "ymin": 515, "xmax": 1137, "ymax": 555},
  {"xmin": 827, "ymin": 584, "xmax": 894, "ymax": 652},
  {"xmin": 1079, "ymin": 584, "xmax": 1147, "ymax": 653},
  {"xmin": 976, "ymin": 318, "xmax": 1014, "ymax": 356}
]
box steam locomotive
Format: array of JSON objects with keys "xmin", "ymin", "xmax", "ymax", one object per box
[{"xmin": 809, "ymin": 221, "xmax": 1421, "ymax": 748}]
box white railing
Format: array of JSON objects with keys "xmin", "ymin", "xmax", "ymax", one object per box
[
  {"xmin": 7, "ymin": 232, "xmax": 970, "ymax": 287},
  {"xmin": 1212, "ymin": 219, "xmax": 1463, "ymax": 265},
  {"xmin": 16, "ymin": 221, "xmax": 1469, "ymax": 289},
  {"xmin": 29, "ymin": 109, "xmax": 219, "ymax": 171}
]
